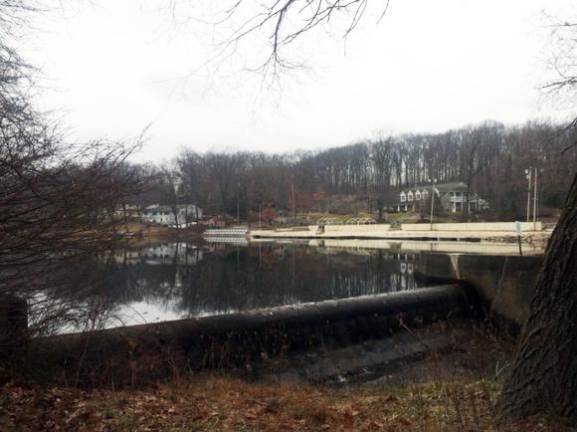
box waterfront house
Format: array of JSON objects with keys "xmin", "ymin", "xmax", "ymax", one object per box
[
  {"xmin": 391, "ymin": 182, "xmax": 488, "ymax": 214},
  {"xmin": 141, "ymin": 204, "xmax": 203, "ymax": 227}
]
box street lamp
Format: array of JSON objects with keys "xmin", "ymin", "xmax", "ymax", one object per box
[
  {"xmin": 525, "ymin": 168, "xmax": 532, "ymax": 223},
  {"xmin": 525, "ymin": 167, "xmax": 539, "ymax": 230}
]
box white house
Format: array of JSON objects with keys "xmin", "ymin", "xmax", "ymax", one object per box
[
  {"xmin": 393, "ymin": 182, "xmax": 489, "ymax": 214},
  {"xmin": 141, "ymin": 204, "xmax": 203, "ymax": 226}
]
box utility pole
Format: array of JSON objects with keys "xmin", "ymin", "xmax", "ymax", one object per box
[
  {"xmin": 173, "ymin": 174, "xmax": 181, "ymax": 229},
  {"xmin": 291, "ymin": 183, "xmax": 296, "ymax": 221},
  {"xmin": 236, "ymin": 182, "xmax": 240, "ymax": 224},
  {"xmin": 525, "ymin": 168, "xmax": 532, "ymax": 223},
  {"xmin": 533, "ymin": 167, "xmax": 538, "ymax": 231},
  {"xmin": 429, "ymin": 178, "xmax": 437, "ymax": 231}
]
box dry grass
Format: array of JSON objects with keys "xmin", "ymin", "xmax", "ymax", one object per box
[
  {"xmin": 0, "ymin": 322, "xmax": 565, "ymax": 430},
  {"xmin": 0, "ymin": 374, "xmax": 571, "ymax": 431}
]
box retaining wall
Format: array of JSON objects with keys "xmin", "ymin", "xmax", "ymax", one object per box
[
  {"xmin": 415, "ymin": 254, "xmax": 542, "ymax": 327},
  {"xmin": 252, "ymin": 224, "xmax": 392, "ymax": 238},
  {"xmin": 401, "ymin": 222, "xmax": 542, "ymax": 232},
  {"xmin": 250, "ymin": 221, "xmax": 545, "ymax": 240}
]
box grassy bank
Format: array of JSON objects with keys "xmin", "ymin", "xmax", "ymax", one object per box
[
  {"xmin": 0, "ymin": 308, "xmax": 565, "ymax": 431},
  {"xmin": 0, "ymin": 326, "xmax": 569, "ymax": 431},
  {"xmin": 1, "ymin": 374, "xmax": 570, "ymax": 431}
]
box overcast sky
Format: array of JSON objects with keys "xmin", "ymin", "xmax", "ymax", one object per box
[{"xmin": 20, "ymin": 0, "xmax": 576, "ymax": 162}]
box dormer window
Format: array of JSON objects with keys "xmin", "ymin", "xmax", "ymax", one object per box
[
  {"xmin": 400, "ymin": 192, "xmax": 406, "ymax": 202},
  {"xmin": 422, "ymin": 189, "xmax": 428, "ymax": 199},
  {"xmin": 407, "ymin": 191, "xmax": 414, "ymax": 202},
  {"xmin": 415, "ymin": 191, "xmax": 422, "ymax": 200}
]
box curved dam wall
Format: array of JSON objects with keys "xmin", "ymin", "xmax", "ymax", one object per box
[
  {"xmin": 415, "ymin": 254, "xmax": 543, "ymax": 327},
  {"xmin": 27, "ymin": 284, "xmax": 477, "ymax": 387}
]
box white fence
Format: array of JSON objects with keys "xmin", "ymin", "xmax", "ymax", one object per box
[{"xmin": 203, "ymin": 227, "xmax": 249, "ymax": 238}]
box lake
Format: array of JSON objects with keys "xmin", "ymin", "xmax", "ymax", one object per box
[
  {"xmin": 49, "ymin": 241, "xmax": 425, "ymax": 334},
  {"xmin": 32, "ymin": 238, "xmax": 543, "ymax": 335}
]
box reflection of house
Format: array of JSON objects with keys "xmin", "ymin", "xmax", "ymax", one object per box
[
  {"xmin": 392, "ymin": 182, "xmax": 489, "ymax": 214},
  {"xmin": 138, "ymin": 244, "xmax": 203, "ymax": 266},
  {"xmin": 141, "ymin": 204, "xmax": 203, "ymax": 226},
  {"xmin": 114, "ymin": 243, "xmax": 204, "ymax": 266}
]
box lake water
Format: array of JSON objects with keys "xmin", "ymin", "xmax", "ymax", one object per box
[
  {"xmin": 52, "ymin": 241, "xmax": 424, "ymax": 333},
  {"xmin": 40, "ymin": 238, "xmax": 543, "ymax": 335}
]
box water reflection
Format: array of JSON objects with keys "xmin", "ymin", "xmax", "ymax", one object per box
[{"xmin": 54, "ymin": 242, "xmax": 421, "ymax": 333}]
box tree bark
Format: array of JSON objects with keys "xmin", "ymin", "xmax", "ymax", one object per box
[{"xmin": 496, "ymin": 171, "xmax": 577, "ymax": 422}]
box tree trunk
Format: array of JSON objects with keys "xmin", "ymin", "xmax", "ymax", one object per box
[{"xmin": 496, "ymin": 172, "xmax": 577, "ymax": 422}]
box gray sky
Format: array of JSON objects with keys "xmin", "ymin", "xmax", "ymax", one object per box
[{"xmin": 21, "ymin": 0, "xmax": 576, "ymax": 162}]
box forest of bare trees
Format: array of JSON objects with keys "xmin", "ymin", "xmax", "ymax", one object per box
[{"xmin": 135, "ymin": 120, "xmax": 576, "ymax": 220}]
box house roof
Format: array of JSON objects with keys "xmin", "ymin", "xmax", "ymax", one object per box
[
  {"xmin": 435, "ymin": 182, "xmax": 468, "ymax": 192},
  {"xmin": 401, "ymin": 182, "xmax": 468, "ymax": 193},
  {"xmin": 143, "ymin": 204, "xmax": 171, "ymax": 213},
  {"xmin": 143, "ymin": 204, "xmax": 201, "ymax": 213}
]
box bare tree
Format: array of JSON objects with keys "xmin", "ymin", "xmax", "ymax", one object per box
[
  {"xmin": 172, "ymin": 0, "xmax": 389, "ymax": 84},
  {"xmin": 0, "ymin": 2, "xmax": 146, "ymax": 351}
]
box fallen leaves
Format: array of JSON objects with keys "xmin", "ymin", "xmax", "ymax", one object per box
[{"xmin": 0, "ymin": 376, "xmax": 570, "ymax": 432}]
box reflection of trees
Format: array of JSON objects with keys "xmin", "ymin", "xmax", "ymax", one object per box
[
  {"xmin": 41, "ymin": 243, "xmax": 419, "ymax": 333},
  {"xmin": 95, "ymin": 244, "xmax": 205, "ymax": 307},
  {"xmin": 34, "ymin": 244, "xmax": 203, "ymax": 333},
  {"xmin": 178, "ymin": 245, "xmax": 418, "ymax": 315}
]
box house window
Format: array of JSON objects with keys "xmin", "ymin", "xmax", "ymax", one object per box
[
  {"xmin": 415, "ymin": 191, "xmax": 421, "ymax": 200},
  {"xmin": 422, "ymin": 190, "xmax": 429, "ymax": 199},
  {"xmin": 407, "ymin": 191, "xmax": 414, "ymax": 202},
  {"xmin": 400, "ymin": 192, "xmax": 406, "ymax": 202}
]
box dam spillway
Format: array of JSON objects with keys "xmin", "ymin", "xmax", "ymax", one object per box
[{"xmin": 29, "ymin": 283, "xmax": 477, "ymax": 386}]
